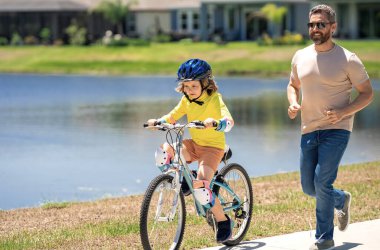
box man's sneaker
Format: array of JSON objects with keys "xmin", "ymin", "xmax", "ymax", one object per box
[
  {"xmin": 216, "ymin": 215, "xmax": 232, "ymax": 243},
  {"xmin": 309, "ymin": 239, "xmax": 335, "ymax": 250},
  {"xmin": 336, "ymin": 191, "xmax": 352, "ymax": 231}
]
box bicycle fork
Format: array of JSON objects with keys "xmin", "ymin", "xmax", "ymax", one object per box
[{"xmin": 155, "ymin": 169, "xmax": 182, "ymax": 222}]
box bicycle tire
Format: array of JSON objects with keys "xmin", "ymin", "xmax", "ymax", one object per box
[
  {"xmin": 140, "ymin": 174, "xmax": 186, "ymax": 250},
  {"xmin": 218, "ymin": 163, "xmax": 253, "ymax": 246}
]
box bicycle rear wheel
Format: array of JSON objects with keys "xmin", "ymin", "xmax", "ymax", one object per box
[
  {"xmin": 218, "ymin": 163, "xmax": 253, "ymax": 246},
  {"xmin": 140, "ymin": 174, "xmax": 186, "ymax": 250}
]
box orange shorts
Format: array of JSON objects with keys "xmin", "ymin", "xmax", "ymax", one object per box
[{"xmin": 182, "ymin": 139, "xmax": 224, "ymax": 172}]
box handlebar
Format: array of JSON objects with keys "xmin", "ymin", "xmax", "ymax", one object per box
[{"xmin": 143, "ymin": 120, "xmax": 217, "ymax": 130}]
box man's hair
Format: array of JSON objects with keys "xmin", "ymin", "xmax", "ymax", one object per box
[{"xmin": 309, "ymin": 4, "xmax": 336, "ymax": 23}]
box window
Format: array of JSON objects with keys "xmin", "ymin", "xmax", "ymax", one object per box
[
  {"xmin": 228, "ymin": 8, "xmax": 235, "ymax": 30},
  {"xmin": 193, "ymin": 13, "xmax": 199, "ymax": 30},
  {"xmin": 181, "ymin": 12, "xmax": 187, "ymax": 30}
]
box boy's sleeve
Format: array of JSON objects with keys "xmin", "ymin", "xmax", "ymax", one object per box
[
  {"xmin": 218, "ymin": 94, "xmax": 233, "ymax": 121},
  {"xmin": 160, "ymin": 96, "xmax": 187, "ymax": 124},
  {"xmin": 216, "ymin": 93, "xmax": 234, "ymax": 132}
]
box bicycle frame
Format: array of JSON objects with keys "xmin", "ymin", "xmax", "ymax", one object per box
[{"xmin": 152, "ymin": 122, "xmax": 243, "ymax": 221}]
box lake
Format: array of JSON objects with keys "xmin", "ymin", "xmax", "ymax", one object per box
[{"xmin": 0, "ymin": 74, "xmax": 379, "ymax": 210}]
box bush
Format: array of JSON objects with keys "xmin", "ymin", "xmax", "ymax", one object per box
[
  {"xmin": 151, "ymin": 34, "xmax": 171, "ymax": 43},
  {"xmin": 65, "ymin": 22, "xmax": 87, "ymax": 45},
  {"xmin": 258, "ymin": 31, "xmax": 305, "ymax": 46},
  {"xmin": 53, "ymin": 39, "xmax": 64, "ymax": 46},
  {"xmin": 127, "ymin": 38, "xmax": 150, "ymax": 46},
  {"xmin": 0, "ymin": 37, "xmax": 8, "ymax": 46},
  {"xmin": 178, "ymin": 38, "xmax": 193, "ymax": 44},
  {"xmin": 10, "ymin": 32, "xmax": 23, "ymax": 46},
  {"xmin": 101, "ymin": 30, "xmax": 150, "ymax": 47},
  {"xmin": 40, "ymin": 27, "xmax": 51, "ymax": 44},
  {"xmin": 24, "ymin": 35, "xmax": 39, "ymax": 45}
]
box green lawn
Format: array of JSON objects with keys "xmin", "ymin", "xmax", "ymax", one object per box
[
  {"xmin": 0, "ymin": 40, "xmax": 379, "ymax": 78},
  {"xmin": 1, "ymin": 161, "xmax": 379, "ymax": 249}
]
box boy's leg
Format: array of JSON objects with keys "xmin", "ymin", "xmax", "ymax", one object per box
[
  {"xmin": 195, "ymin": 165, "xmax": 226, "ymax": 222},
  {"xmin": 162, "ymin": 142, "xmax": 192, "ymax": 162}
]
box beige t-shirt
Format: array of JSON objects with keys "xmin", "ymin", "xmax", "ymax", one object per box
[{"xmin": 291, "ymin": 44, "xmax": 369, "ymax": 134}]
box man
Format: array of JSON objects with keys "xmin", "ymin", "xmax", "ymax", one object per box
[{"xmin": 287, "ymin": 4, "xmax": 373, "ymax": 250}]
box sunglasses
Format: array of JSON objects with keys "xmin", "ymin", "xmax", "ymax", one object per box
[{"xmin": 307, "ymin": 22, "xmax": 331, "ymax": 29}]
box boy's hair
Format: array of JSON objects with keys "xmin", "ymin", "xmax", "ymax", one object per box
[
  {"xmin": 175, "ymin": 78, "xmax": 219, "ymax": 96},
  {"xmin": 309, "ymin": 4, "xmax": 336, "ymax": 23}
]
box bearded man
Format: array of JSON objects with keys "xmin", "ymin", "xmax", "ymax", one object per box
[{"xmin": 286, "ymin": 4, "xmax": 373, "ymax": 250}]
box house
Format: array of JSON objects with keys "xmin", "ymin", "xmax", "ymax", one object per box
[
  {"xmin": 197, "ymin": 0, "xmax": 380, "ymax": 40},
  {"xmin": 0, "ymin": 0, "xmax": 379, "ymax": 44},
  {"xmin": 0, "ymin": 0, "xmax": 110, "ymax": 43}
]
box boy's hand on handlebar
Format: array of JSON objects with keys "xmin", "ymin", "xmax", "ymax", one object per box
[
  {"xmin": 203, "ymin": 118, "xmax": 218, "ymax": 128},
  {"xmin": 145, "ymin": 119, "xmax": 162, "ymax": 130},
  {"xmin": 147, "ymin": 119, "xmax": 158, "ymax": 126}
]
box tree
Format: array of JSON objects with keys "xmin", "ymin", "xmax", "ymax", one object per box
[
  {"xmin": 93, "ymin": 0, "xmax": 135, "ymax": 35},
  {"xmin": 260, "ymin": 3, "xmax": 287, "ymax": 37}
]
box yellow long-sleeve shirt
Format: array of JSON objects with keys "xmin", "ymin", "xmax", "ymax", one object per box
[{"xmin": 161, "ymin": 91, "xmax": 233, "ymax": 150}]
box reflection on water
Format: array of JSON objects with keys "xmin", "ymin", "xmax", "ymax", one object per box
[{"xmin": 0, "ymin": 74, "xmax": 379, "ymax": 210}]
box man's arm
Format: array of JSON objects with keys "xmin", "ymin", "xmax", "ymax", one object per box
[
  {"xmin": 287, "ymin": 76, "xmax": 301, "ymax": 119},
  {"xmin": 326, "ymin": 79, "xmax": 373, "ymax": 124}
]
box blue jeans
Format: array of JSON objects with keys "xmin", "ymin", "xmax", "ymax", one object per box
[{"xmin": 300, "ymin": 129, "xmax": 350, "ymax": 240}]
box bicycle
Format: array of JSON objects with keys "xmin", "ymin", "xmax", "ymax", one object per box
[{"xmin": 140, "ymin": 121, "xmax": 253, "ymax": 250}]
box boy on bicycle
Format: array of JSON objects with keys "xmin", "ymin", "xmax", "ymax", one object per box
[{"xmin": 147, "ymin": 58, "xmax": 234, "ymax": 243}]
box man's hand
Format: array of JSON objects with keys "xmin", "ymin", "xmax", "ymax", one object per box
[
  {"xmin": 288, "ymin": 103, "xmax": 301, "ymax": 119},
  {"xmin": 325, "ymin": 109, "xmax": 344, "ymax": 124}
]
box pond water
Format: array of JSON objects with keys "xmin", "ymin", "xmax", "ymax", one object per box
[{"xmin": 0, "ymin": 74, "xmax": 379, "ymax": 210}]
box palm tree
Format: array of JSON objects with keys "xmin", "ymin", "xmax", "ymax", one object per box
[
  {"xmin": 93, "ymin": 0, "xmax": 135, "ymax": 35},
  {"xmin": 260, "ymin": 3, "xmax": 287, "ymax": 37}
]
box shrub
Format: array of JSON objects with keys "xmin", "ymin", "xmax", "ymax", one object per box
[
  {"xmin": 10, "ymin": 32, "xmax": 23, "ymax": 46},
  {"xmin": 53, "ymin": 39, "xmax": 64, "ymax": 46},
  {"xmin": 40, "ymin": 27, "xmax": 51, "ymax": 44},
  {"xmin": 65, "ymin": 22, "xmax": 87, "ymax": 45},
  {"xmin": 0, "ymin": 37, "xmax": 8, "ymax": 46},
  {"xmin": 258, "ymin": 31, "xmax": 305, "ymax": 46},
  {"xmin": 127, "ymin": 38, "xmax": 150, "ymax": 46},
  {"xmin": 151, "ymin": 34, "xmax": 171, "ymax": 43},
  {"xmin": 24, "ymin": 35, "xmax": 39, "ymax": 45},
  {"xmin": 101, "ymin": 30, "xmax": 150, "ymax": 47}
]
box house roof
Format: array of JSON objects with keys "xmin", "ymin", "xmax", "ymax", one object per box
[
  {"xmin": 130, "ymin": 0, "xmax": 200, "ymax": 11},
  {"xmin": 0, "ymin": 0, "xmax": 96, "ymax": 12},
  {"xmin": 201, "ymin": 0, "xmax": 309, "ymax": 3},
  {"xmin": 0, "ymin": 0, "xmax": 200, "ymax": 13}
]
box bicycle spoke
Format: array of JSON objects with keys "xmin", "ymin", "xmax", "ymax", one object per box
[{"xmin": 140, "ymin": 175, "xmax": 186, "ymax": 250}]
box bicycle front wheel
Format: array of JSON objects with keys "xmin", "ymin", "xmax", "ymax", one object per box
[
  {"xmin": 218, "ymin": 163, "xmax": 253, "ymax": 246},
  {"xmin": 140, "ymin": 174, "xmax": 186, "ymax": 250}
]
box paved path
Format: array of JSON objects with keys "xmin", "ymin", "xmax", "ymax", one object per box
[{"xmin": 202, "ymin": 219, "xmax": 380, "ymax": 250}]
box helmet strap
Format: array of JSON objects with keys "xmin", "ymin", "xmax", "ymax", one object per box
[
  {"xmin": 184, "ymin": 92, "xmax": 204, "ymax": 106},
  {"xmin": 184, "ymin": 85, "xmax": 208, "ymax": 106}
]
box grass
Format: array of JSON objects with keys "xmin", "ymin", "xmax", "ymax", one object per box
[
  {"xmin": 41, "ymin": 202, "xmax": 72, "ymax": 210},
  {"xmin": 0, "ymin": 40, "xmax": 379, "ymax": 78},
  {"xmin": 0, "ymin": 161, "xmax": 379, "ymax": 249}
]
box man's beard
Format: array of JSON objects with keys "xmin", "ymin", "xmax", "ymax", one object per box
[{"xmin": 310, "ymin": 31, "xmax": 330, "ymax": 45}]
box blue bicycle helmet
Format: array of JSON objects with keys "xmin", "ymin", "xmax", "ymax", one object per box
[{"xmin": 177, "ymin": 59, "xmax": 212, "ymax": 82}]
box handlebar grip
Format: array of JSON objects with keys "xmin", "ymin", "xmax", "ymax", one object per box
[
  {"xmin": 143, "ymin": 121, "xmax": 162, "ymax": 127},
  {"xmin": 192, "ymin": 121, "xmax": 205, "ymax": 126}
]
